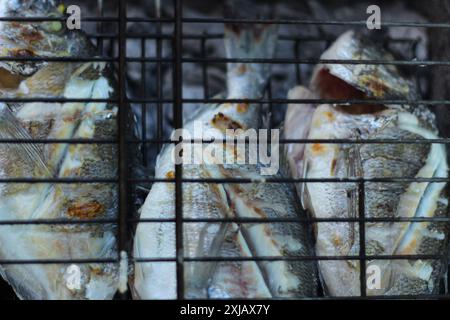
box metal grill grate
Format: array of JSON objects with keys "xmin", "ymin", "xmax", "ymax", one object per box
[{"xmin": 0, "ymin": 0, "xmax": 450, "ymax": 300}]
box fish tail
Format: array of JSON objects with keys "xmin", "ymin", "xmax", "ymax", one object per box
[{"xmin": 224, "ymin": 23, "xmax": 278, "ymax": 98}]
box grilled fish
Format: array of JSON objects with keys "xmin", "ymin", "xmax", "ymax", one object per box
[
  {"xmin": 133, "ymin": 23, "xmax": 317, "ymax": 299},
  {"xmin": 285, "ymin": 31, "xmax": 449, "ymax": 296},
  {"xmin": 0, "ymin": 0, "xmax": 120, "ymax": 299}
]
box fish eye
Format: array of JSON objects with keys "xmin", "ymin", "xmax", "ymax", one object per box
[{"xmin": 41, "ymin": 13, "xmax": 64, "ymax": 34}]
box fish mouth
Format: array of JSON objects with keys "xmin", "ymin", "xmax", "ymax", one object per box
[{"xmin": 314, "ymin": 69, "xmax": 387, "ymax": 115}]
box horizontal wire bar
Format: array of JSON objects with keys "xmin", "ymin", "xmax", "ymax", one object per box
[
  {"xmin": 181, "ymin": 17, "xmax": 450, "ymax": 28},
  {"xmin": 124, "ymin": 57, "xmax": 450, "ymax": 66},
  {"xmin": 0, "ymin": 178, "xmax": 117, "ymax": 183},
  {"xmin": 134, "ymin": 254, "xmax": 444, "ymax": 263},
  {"xmin": 0, "ymin": 216, "xmax": 448, "ymax": 226},
  {"xmin": 0, "ymin": 17, "xmax": 174, "ymax": 23},
  {"xmin": 0, "ymin": 138, "xmax": 117, "ymax": 144},
  {"xmin": 0, "ymin": 98, "xmax": 118, "ymax": 103},
  {"xmin": 181, "ymin": 33, "xmax": 419, "ymax": 43},
  {"xmin": 179, "ymin": 98, "xmax": 449, "ymax": 105},
  {"xmin": 0, "ymin": 218, "xmax": 117, "ymax": 225},
  {"xmin": 0, "ymin": 16, "xmax": 446, "ymax": 29},
  {"xmin": 4, "ymin": 97, "xmax": 449, "ymax": 106},
  {"xmin": 95, "ymin": 32, "xmax": 419, "ymax": 44},
  {"xmin": 128, "ymin": 98, "xmax": 450, "ymax": 105},
  {"xmin": 204, "ymin": 294, "xmax": 450, "ymax": 300},
  {"xmin": 128, "ymin": 138, "xmax": 450, "ymax": 144},
  {"xmin": 129, "ymin": 177, "xmax": 450, "ymax": 184},
  {"xmin": 0, "ymin": 258, "xmax": 118, "ymax": 265},
  {"xmin": 121, "ymin": 17, "xmax": 175, "ymax": 23},
  {"xmin": 180, "ymin": 57, "xmax": 450, "ymax": 66},
  {"xmin": 130, "ymin": 216, "xmax": 450, "ymax": 223},
  {"xmin": 0, "ymin": 253, "xmax": 443, "ymax": 265},
  {"xmin": 0, "ymin": 57, "xmax": 439, "ymax": 66},
  {"xmin": 0, "ymin": 16, "xmax": 120, "ymax": 22},
  {"xmin": 0, "ymin": 56, "xmax": 117, "ymax": 62}
]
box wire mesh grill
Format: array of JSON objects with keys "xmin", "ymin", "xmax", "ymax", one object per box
[{"xmin": 0, "ymin": 0, "xmax": 450, "ymax": 300}]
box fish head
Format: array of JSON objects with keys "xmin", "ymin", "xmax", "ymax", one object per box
[
  {"xmin": 0, "ymin": 0, "xmax": 94, "ymax": 76},
  {"xmin": 311, "ymin": 31, "xmax": 417, "ymax": 114}
]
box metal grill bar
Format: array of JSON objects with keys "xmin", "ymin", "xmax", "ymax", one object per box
[
  {"xmin": 0, "ymin": 254, "xmax": 443, "ymax": 265},
  {"xmin": 1, "ymin": 176, "xmax": 449, "ymax": 184},
  {"xmin": 5, "ymin": 97, "xmax": 450, "ymax": 105},
  {"xmin": 128, "ymin": 177, "xmax": 450, "ymax": 183},
  {"xmin": 127, "ymin": 98, "xmax": 450, "ymax": 105},
  {"xmin": 126, "ymin": 138, "xmax": 450, "ymax": 144},
  {"xmin": 0, "ymin": 0, "xmax": 449, "ymax": 301},
  {"xmin": 118, "ymin": 0, "xmax": 129, "ymax": 299},
  {"xmin": 180, "ymin": 57, "xmax": 450, "ymax": 66},
  {"xmin": 0, "ymin": 16, "xmax": 447, "ymax": 28},
  {"xmin": 181, "ymin": 17, "xmax": 450, "ymax": 28},
  {"xmin": 358, "ymin": 182, "xmax": 367, "ymax": 297},
  {"xmin": 174, "ymin": 0, "xmax": 185, "ymax": 300},
  {"xmin": 91, "ymin": 32, "xmax": 419, "ymax": 42},
  {"xmin": 0, "ymin": 216, "xmax": 448, "ymax": 226}
]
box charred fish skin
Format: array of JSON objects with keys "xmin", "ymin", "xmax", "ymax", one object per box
[
  {"xmin": 303, "ymin": 106, "xmax": 448, "ymax": 296},
  {"xmin": 286, "ymin": 31, "xmax": 449, "ymax": 296},
  {"xmin": 217, "ymin": 164, "xmax": 318, "ymax": 298},
  {"xmin": 0, "ymin": 0, "xmax": 120, "ymax": 300},
  {"xmin": 134, "ymin": 20, "xmax": 317, "ymax": 299},
  {"xmin": 133, "ymin": 23, "xmax": 279, "ymax": 300},
  {"xmin": 0, "ymin": 0, "xmax": 95, "ymax": 76},
  {"xmin": 207, "ymin": 224, "xmax": 272, "ymax": 299}
]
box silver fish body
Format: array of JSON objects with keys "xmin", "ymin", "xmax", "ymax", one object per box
[
  {"xmin": 133, "ymin": 24, "xmax": 317, "ymax": 299},
  {"xmin": 0, "ymin": 0, "xmax": 120, "ymax": 300},
  {"xmin": 207, "ymin": 224, "xmax": 271, "ymax": 299},
  {"xmin": 286, "ymin": 31, "xmax": 449, "ymax": 296}
]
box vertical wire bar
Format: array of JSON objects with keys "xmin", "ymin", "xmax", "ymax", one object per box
[
  {"xmin": 201, "ymin": 32, "xmax": 209, "ymax": 99},
  {"xmin": 174, "ymin": 0, "xmax": 184, "ymax": 300},
  {"xmin": 358, "ymin": 181, "xmax": 367, "ymax": 297},
  {"xmin": 295, "ymin": 39, "xmax": 301, "ymax": 84},
  {"xmin": 412, "ymin": 38, "xmax": 424, "ymax": 97},
  {"xmin": 141, "ymin": 38, "xmax": 148, "ymax": 166},
  {"xmin": 156, "ymin": 10, "xmax": 164, "ymax": 153},
  {"xmin": 118, "ymin": 0, "xmax": 129, "ymax": 299},
  {"xmin": 448, "ymin": 256, "xmax": 450, "ymax": 295},
  {"xmin": 267, "ymin": 78, "xmax": 273, "ymax": 129},
  {"xmin": 97, "ymin": 0, "xmax": 104, "ymax": 54}
]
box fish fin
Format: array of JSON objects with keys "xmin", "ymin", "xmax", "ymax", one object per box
[
  {"xmin": 344, "ymin": 138, "xmax": 364, "ymax": 251},
  {"xmin": 224, "ymin": 22, "xmax": 278, "ymax": 98},
  {"xmin": 73, "ymin": 61, "xmax": 107, "ymax": 80},
  {"xmin": 261, "ymin": 111, "xmax": 272, "ymax": 130},
  {"xmin": 0, "ymin": 103, "xmax": 51, "ymax": 177},
  {"xmin": 300, "ymin": 159, "xmax": 309, "ymax": 210},
  {"xmin": 189, "ymin": 219, "xmax": 231, "ymax": 296}
]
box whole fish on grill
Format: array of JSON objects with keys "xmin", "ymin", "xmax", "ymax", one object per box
[
  {"xmin": 0, "ymin": 0, "xmax": 126, "ymax": 300},
  {"xmin": 133, "ymin": 22, "xmax": 317, "ymax": 299},
  {"xmin": 285, "ymin": 31, "xmax": 449, "ymax": 296}
]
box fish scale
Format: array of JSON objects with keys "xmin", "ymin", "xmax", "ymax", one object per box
[
  {"xmin": 0, "ymin": 0, "xmax": 122, "ymax": 300},
  {"xmin": 133, "ymin": 23, "xmax": 318, "ymax": 299},
  {"xmin": 286, "ymin": 31, "xmax": 449, "ymax": 297}
]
